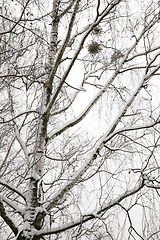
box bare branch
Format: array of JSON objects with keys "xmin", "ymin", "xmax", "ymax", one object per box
[
  {"xmin": 0, "ymin": 110, "xmax": 38, "ymax": 124},
  {"xmin": 0, "ymin": 0, "xmax": 31, "ymax": 35},
  {"xmin": 0, "ymin": 180, "xmax": 26, "ymax": 201}
]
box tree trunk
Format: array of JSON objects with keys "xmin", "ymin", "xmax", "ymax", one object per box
[
  {"xmin": 17, "ymin": 1, "xmax": 60, "ymax": 239},
  {"xmin": 17, "ymin": 177, "xmax": 40, "ymax": 240}
]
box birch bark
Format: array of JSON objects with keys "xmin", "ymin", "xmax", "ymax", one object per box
[{"xmin": 17, "ymin": 0, "xmax": 60, "ymax": 239}]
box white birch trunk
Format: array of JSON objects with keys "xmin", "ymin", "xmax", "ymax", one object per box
[{"xmin": 17, "ymin": 1, "xmax": 60, "ymax": 239}]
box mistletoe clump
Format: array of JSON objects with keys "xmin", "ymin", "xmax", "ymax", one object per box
[
  {"xmin": 91, "ymin": 26, "xmax": 103, "ymax": 36},
  {"xmin": 87, "ymin": 41, "xmax": 102, "ymax": 54}
]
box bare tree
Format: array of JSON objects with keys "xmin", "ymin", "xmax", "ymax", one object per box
[{"xmin": 1, "ymin": 0, "xmax": 160, "ymax": 239}]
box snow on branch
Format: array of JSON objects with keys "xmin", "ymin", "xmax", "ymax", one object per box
[
  {"xmin": 0, "ymin": 195, "xmax": 18, "ymax": 236},
  {"xmin": 58, "ymin": 0, "xmax": 77, "ymax": 19},
  {"xmin": 46, "ymin": 59, "xmax": 160, "ymax": 211},
  {"xmin": 2, "ymin": 195, "xmax": 25, "ymax": 216},
  {"xmin": 47, "ymin": 74, "xmax": 118, "ymax": 140},
  {"xmin": 36, "ymin": 177, "xmax": 144, "ymax": 237},
  {"xmin": 145, "ymin": 182, "xmax": 160, "ymax": 189},
  {"xmin": 45, "ymin": 76, "xmax": 153, "ymax": 211},
  {"xmin": 14, "ymin": 125, "xmax": 30, "ymax": 163},
  {"xmin": 47, "ymin": 16, "xmax": 160, "ymax": 141}
]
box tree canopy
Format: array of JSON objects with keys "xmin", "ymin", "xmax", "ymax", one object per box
[{"xmin": 1, "ymin": 0, "xmax": 160, "ymax": 239}]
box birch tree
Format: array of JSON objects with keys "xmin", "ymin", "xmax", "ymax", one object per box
[{"xmin": 1, "ymin": 0, "xmax": 160, "ymax": 239}]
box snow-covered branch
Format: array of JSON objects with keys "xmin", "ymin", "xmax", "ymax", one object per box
[
  {"xmin": 14, "ymin": 125, "xmax": 30, "ymax": 163},
  {"xmin": 46, "ymin": 68, "xmax": 160, "ymax": 211},
  {"xmin": 58, "ymin": 0, "xmax": 77, "ymax": 19},
  {"xmin": 47, "ymin": 17, "xmax": 160, "ymax": 141},
  {"xmin": 0, "ymin": 195, "xmax": 18, "ymax": 236},
  {"xmin": 145, "ymin": 182, "xmax": 160, "ymax": 189},
  {"xmin": 2, "ymin": 195, "xmax": 25, "ymax": 216},
  {"xmin": 47, "ymin": 73, "xmax": 119, "ymax": 140},
  {"xmin": 2, "ymin": 0, "xmax": 160, "ymax": 238},
  {"xmin": 37, "ymin": 177, "xmax": 144, "ymax": 237}
]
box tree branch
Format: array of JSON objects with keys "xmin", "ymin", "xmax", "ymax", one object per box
[
  {"xmin": 14, "ymin": 125, "xmax": 30, "ymax": 163},
  {"xmin": 2, "ymin": 195, "xmax": 25, "ymax": 216},
  {"xmin": 0, "ymin": 195, "xmax": 18, "ymax": 236},
  {"xmin": 37, "ymin": 177, "xmax": 144, "ymax": 237},
  {"xmin": 0, "ymin": 180, "xmax": 26, "ymax": 201},
  {"xmin": 46, "ymin": 0, "xmax": 81, "ymax": 110},
  {"xmin": 47, "ymin": 12, "xmax": 160, "ymax": 141},
  {"xmin": 0, "ymin": 110, "xmax": 38, "ymax": 124},
  {"xmin": 46, "ymin": 67, "xmax": 160, "ymax": 211},
  {"xmin": 0, "ymin": 0, "xmax": 31, "ymax": 35},
  {"xmin": 45, "ymin": 0, "xmax": 124, "ymax": 114}
]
